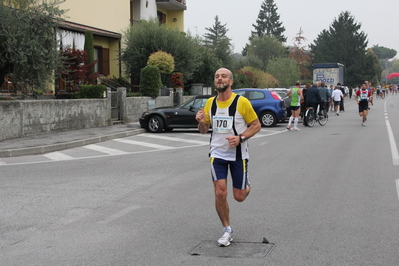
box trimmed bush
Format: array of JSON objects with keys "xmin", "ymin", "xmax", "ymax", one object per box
[
  {"xmin": 140, "ymin": 65, "xmax": 162, "ymax": 98},
  {"xmin": 147, "ymin": 51, "xmax": 175, "ymax": 74},
  {"xmin": 74, "ymin": 85, "xmax": 107, "ymax": 98}
]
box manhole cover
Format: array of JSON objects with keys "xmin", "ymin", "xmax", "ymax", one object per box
[{"xmin": 189, "ymin": 239, "xmax": 275, "ymax": 258}]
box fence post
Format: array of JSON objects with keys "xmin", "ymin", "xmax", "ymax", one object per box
[
  {"xmin": 106, "ymin": 87, "xmax": 112, "ymax": 126},
  {"xmin": 117, "ymin": 87, "xmax": 126, "ymax": 123}
]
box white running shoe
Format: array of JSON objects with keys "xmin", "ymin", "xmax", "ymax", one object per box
[
  {"xmin": 217, "ymin": 230, "xmax": 233, "ymax": 247},
  {"xmin": 293, "ymin": 127, "xmax": 300, "ymax": 131}
]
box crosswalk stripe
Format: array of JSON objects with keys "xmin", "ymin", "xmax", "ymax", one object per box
[
  {"xmin": 140, "ymin": 133, "xmax": 209, "ymax": 145},
  {"xmin": 43, "ymin": 152, "xmax": 74, "ymax": 161},
  {"xmin": 113, "ymin": 139, "xmax": 174, "ymax": 150},
  {"xmin": 84, "ymin": 144, "xmax": 129, "ymax": 155}
]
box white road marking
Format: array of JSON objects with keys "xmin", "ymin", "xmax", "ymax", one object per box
[
  {"xmin": 43, "ymin": 152, "xmax": 74, "ymax": 161},
  {"xmin": 140, "ymin": 133, "xmax": 209, "ymax": 145},
  {"xmin": 252, "ymin": 129, "xmax": 287, "ymax": 138},
  {"xmin": 84, "ymin": 144, "xmax": 129, "ymax": 155},
  {"xmin": 0, "ymin": 128, "xmax": 287, "ymax": 166},
  {"xmin": 384, "ymin": 98, "xmax": 399, "ymax": 166},
  {"xmin": 97, "ymin": 205, "xmax": 140, "ymax": 224},
  {"xmin": 113, "ymin": 138, "xmax": 175, "ymax": 150}
]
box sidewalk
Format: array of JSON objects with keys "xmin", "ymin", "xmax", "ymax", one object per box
[{"xmin": 0, "ymin": 123, "xmax": 145, "ymax": 158}]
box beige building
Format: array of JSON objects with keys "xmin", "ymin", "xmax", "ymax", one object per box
[{"xmin": 58, "ymin": 0, "xmax": 186, "ymax": 79}]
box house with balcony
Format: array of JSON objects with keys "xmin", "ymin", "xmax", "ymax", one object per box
[{"xmin": 56, "ymin": 0, "xmax": 187, "ymax": 93}]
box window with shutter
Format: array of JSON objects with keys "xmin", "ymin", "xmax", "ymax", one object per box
[{"xmin": 101, "ymin": 48, "xmax": 110, "ymax": 76}]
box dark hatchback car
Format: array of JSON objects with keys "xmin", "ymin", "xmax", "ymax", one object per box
[
  {"xmin": 139, "ymin": 95, "xmax": 212, "ymax": 132},
  {"xmin": 233, "ymin": 88, "xmax": 287, "ymax": 127}
]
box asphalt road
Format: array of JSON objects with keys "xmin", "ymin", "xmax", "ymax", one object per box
[{"xmin": 1, "ymin": 95, "xmax": 399, "ymax": 265}]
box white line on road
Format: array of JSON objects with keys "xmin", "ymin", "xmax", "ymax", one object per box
[
  {"xmin": 140, "ymin": 133, "xmax": 209, "ymax": 145},
  {"xmin": 113, "ymin": 138, "xmax": 175, "ymax": 149},
  {"xmin": 395, "ymin": 179, "xmax": 399, "ymax": 201},
  {"xmin": 97, "ymin": 205, "xmax": 140, "ymax": 224},
  {"xmin": 384, "ymin": 98, "xmax": 399, "ymax": 166},
  {"xmin": 43, "ymin": 152, "xmax": 74, "ymax": 161},
  {"xmin": 84, "ymin": 144, "xmax": 129, "ymax": 155}
]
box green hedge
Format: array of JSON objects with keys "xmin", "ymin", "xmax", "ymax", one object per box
[
  {"xmin": 74, "ymin": 85, "xmax": 107, "ymax": 98},
  {"xmin": 140, "ymin": 65, "xmax": 162, "ymax": 98}
]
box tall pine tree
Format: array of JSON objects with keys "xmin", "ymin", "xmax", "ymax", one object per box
[
  {"xmin": 243, "ymin": 0, "xmax": 286, "ymax": 55},
  {"xmin": 203, "ymin": 16, "xmax": 233, "ymax": 69},
  {"xmin": 310, "ymin": 11, "xmax": 370, "ymax": 86}
]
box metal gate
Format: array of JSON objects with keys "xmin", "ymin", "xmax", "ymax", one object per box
[{"xmin": 110, "ymin": 91, "xmax": 120, "ymax": 121}]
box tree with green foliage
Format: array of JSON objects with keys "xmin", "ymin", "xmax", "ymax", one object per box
[
  {"xmin": 391, "ymin": 59, "xmax": 399, "ymax": 73},
  {"xmin": 371, "ymin": 45, "xmax": 397, "ymax": 84},
  {"xmin": 147, "ymin": 50, "xmax": 175, "ymax": 74},
  {"xmin": 245, "ymin": 35, "xmax": 287, "ymax": 71},
  {"xmin": 203, "ymin": 16, "xmax": 233, "ymax": 69},
  {"xmin": 242, "ymin": 0, "xmax": 286, "ymax": 55},
  {"xmin": 365, "ymin": 49, "xmax": 382, "ymax": 85},
  {"xmin": 84, "ymin": 30, "xmax": 95, "ymax": 75},
  {"xmin": 371, "ymin": 45, "xmax": 397, "ymax": 60},
  {"xmin": 251, "ymin": 0, "xmax": 286, "ymax": 42},
  {"xmin": 121, "ymin": 19, "xmax": 201, "ymax": 87},
  {"xmin": 140, "ymin": 65, "xmax": 162, "ymax": 98},
  {"xmin": 0, "ymin": 0, "xmax": 66, "ymax": 90},
  {"xmin": 309, "ymin": 11, "xmax": 371, "ymax": 86},
  {"xmin": 266, "ymin": 57, "xmax": 300, "ymax": 87},
  {"xmin": 389, "ymin": 59, "xmax": 399, "ymax": 84},
  {"xmin": 190, "ymin": 43, "xmax": 222, "ymax": 87}
]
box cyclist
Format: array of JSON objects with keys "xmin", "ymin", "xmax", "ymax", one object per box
[
  {"xmin": 305, "ymin": 82, "xmax": 322, "ymax": 120},
  {"xmin": 356, "ymin": 82, "xmax": 372, "ymax": 126},
  {"xmin": 318, "ymin": 81, "xmax": 330, "ymax": 114}
]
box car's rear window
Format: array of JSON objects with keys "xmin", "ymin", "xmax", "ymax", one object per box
[{"xmin": 250, "ymin": 91, "xmax": 265, "ymax": 100}]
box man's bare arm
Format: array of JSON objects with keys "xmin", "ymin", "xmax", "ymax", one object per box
[{"xmin": 196, "ymin": 108, "xmax": 210, "ymax": 134}]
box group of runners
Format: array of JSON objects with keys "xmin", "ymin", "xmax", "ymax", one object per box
[
  {"xmin": 195, "ymin": 68, "xmax": 397, "ymax": 247},
  {"xmin": 284, "ymin": 80, "xmax": 398, "ymax": 129}
]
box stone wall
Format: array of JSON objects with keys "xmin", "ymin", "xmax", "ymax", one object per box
[
  {"xmin": 0, "ymin": 88, "xmax": 194, "ymax": 141},
  {"xmin": 0, "ymin": 99, "xmax": 111, "ymax": 141}
]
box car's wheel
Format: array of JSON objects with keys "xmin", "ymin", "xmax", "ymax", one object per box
[
  {"xmin": 146, "ymin": 115, "xmax": 164, "ymax": 133},
  {"xmin": 259, "ymin": 111, "xmax": 277, "ymax": 127}
]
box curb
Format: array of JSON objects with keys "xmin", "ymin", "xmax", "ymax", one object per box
[{"xmin": 0, "ymin": 128, "xmax": 146, "ymax": 158}]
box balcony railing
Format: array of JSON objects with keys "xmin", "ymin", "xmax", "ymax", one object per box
[{"xmin": 156, "ymin": 0, "xmax": 187, "ymax": 11}]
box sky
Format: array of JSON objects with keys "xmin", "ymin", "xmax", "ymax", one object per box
[{"xmin": 184, "ymin": 0, "xmax": 399, "ymax": 59}]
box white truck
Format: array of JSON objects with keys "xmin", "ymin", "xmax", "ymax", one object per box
[{"xmin": 313, "ymin": 63, "xmax": 344, "ymax": 87}]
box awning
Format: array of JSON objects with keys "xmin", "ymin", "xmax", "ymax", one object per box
[{"xmin": 58, "ymin": 20, "xmax": 122, "ymax": 40}]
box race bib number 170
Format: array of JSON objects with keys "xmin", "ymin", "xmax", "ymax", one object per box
[{"xmin": 212, "ymin": 116, "xmax": 233, "ymax": 133}]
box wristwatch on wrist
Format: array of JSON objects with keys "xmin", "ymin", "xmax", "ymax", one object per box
[{"xmin": 239, "ymin": 134, "xmax": 246, "ymax": 143}]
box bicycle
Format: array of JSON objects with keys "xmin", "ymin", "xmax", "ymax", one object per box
[{"xmin": 305, "ymin": 104, "xmax": 328, "ymax": 127}]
